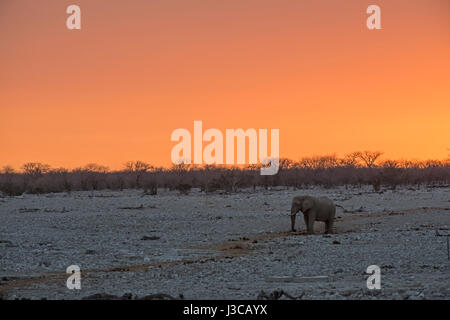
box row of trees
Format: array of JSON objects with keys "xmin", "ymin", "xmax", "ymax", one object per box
[{"xmin": 0, "ymin": 152, "xmax": 449, "ymax": 196}]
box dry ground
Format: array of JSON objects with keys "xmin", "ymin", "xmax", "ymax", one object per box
[{"xmin": 0, "ymin": 186, "xmax": 449, "ymax": 299}]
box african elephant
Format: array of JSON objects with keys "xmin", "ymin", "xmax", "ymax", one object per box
[{"xmin": 290, "ymin": 195, "xmax": 336, "ymax": 234}]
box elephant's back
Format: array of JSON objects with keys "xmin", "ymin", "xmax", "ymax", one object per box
[{"xmin": 318, "ymin": 196, "xmax": 334, "ymax": 206}]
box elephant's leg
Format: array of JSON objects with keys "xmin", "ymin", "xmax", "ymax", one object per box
[
  {"xmin": 303, "ymin": 214, "xmax": 309, "ymax": 232},
  {"xmin": 306, "ymin": 212, "xmax": 315, "ymax": 234},
  {"xmin": 325, "ymin": 219, "xmax": 334, "ymax": 234},
  {"xmin": 291, "ymin": 214, "xmax": 297, "ymax": 232}
]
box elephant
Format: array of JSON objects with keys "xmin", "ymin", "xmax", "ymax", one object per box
[{"xmin": 290, "ymin": 195, "xmax": 336, "ymax": 234}]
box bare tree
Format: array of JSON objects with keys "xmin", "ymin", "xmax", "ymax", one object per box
[
  {"xmin": 381, "ymin": 159, "xmax": 399, "ymax": 168},
  {"xmin": 424, "ymin": 160, "xmax": 443, "ymax": 168},
  {"xmin": 1, "ymin": 165, "xmax": 15, "ymax": 174},
  {"xmin": 124, "ymin": 161, "xmax": 153, "ymax": 173},
  {"xmin": 22, "ymin": 162, "xmax": 51, "ymax": 176},
  {"xmin": 318, "ymin": 154, "xmax": 339, "ymax": 169},
  {"xmin": 124, "ymin": 161, "xmax": 153, "ymax": 188},
  {"xmin": 278, "ymin": 158, "xmax": 294, "ymax": 170},
  {"xmin": 170, "ymin": 163, "xmax": 190, "ymax": 173},
  {"xmin": 84, "ymin": 163, "xmax": 109, "ymax": 173},
  {"xmin": 78, "ymin": 163, "xmax": 109, "ymax": 190},
  {"xmin": 356, "ymin": 151, "xmax": 383, "ymax": 168},
  {"xmin": 299, "ymin": 156, "xmax": 317, "ymax": 169},
  {"xmin": 299, "ymin": 155, "xmax": 338, "ymax": 169},
  {"xmin": 341, "ymin": 152, "xmax": 361, "ymax": 167},
  {"xmin": 51, "ymin": 167, "xmax": 70, "ymax": 174}
]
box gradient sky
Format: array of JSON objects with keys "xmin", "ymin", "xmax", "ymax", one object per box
[{"xmin": 1, "ymin": 0, "xmax": 449, "ymax": 170}]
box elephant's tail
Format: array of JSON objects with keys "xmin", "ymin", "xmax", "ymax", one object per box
[{"xmin": 335, "ymin": 204, "xmax": 346, "ymax": 212}]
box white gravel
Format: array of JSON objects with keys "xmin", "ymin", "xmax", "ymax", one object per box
[{"xmin": 0, "ymin": 186, "xmax": 449, "ymax": 299}]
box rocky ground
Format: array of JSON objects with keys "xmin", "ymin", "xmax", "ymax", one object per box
[{"xmin": 0, "ymin": 186, "xmax": 449, "ymax": 300}]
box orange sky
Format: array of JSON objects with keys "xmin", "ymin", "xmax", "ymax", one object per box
[{"xmin": 1, "ymin": 0, "xmax": 449, "ymax": 170}]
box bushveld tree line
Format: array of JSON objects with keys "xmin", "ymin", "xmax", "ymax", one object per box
[{"xmin": 0, "ymin": 151, "xmax": 449, "ymax": 196}]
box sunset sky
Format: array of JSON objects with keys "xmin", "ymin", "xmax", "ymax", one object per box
[{"xmin": 1, "ymin": 0, "xmax": 449, "ymax": 170}]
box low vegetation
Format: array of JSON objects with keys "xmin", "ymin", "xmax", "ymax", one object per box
[{"xmin": 0, "ymin": 152, "xmax": 449, "ymax": 196}]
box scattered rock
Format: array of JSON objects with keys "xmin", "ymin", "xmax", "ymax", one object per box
[
  {"xmin": 43, "ymin": 207, "xmax": 70, "ymax": 213},
  {"xmin": 139, "ymin": 293, "xmax": 182, "ymax": 300},
  {"xmin": 257, "ymin": 289, "xmax": 304, "ymax": 300},
  {"xmin": 82, "ymin": 292, "xmax": 182, "ymax": 300},
  {"xmin": 82, "ymin": 293, "xmax": 126, "ymax": 300},
  {"xmin": 341, "ymin": 290, "xmax": 354, "ymax": 297},
  {"xmin": 141, "ymin": 236, "xmax": 160, "ymax": 241},
  {"xmin": 119, "ymin": 204, "xmax": 144, "ymax": 210},
  {"xmin": 367, "ymin": 290, "xmax": 381, "ymax": 296},
  {"xmin": 19, "ymin": 208, "xmax": 40, "ymax": 213}
]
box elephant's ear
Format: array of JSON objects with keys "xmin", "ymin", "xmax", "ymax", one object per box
[
  {"xmin": 302, "ymin": 198, "xmax": 314, "ymax": 212},
  {"xmin": 292, "ymin": 197, "xmax": 301, "ymax": 206}
]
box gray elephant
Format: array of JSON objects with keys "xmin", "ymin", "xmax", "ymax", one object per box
[{"xmin": 290, "ymin": 195, "xmax": 336, "ymax": 234}]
